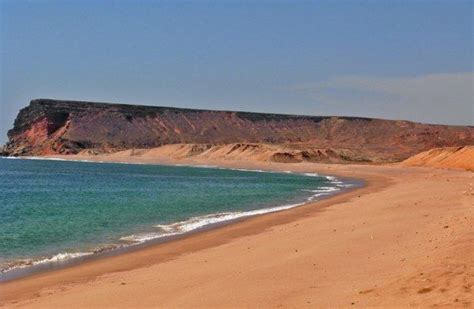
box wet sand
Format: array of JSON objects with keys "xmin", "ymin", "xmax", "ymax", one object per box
[{"xmin": 1, "ymin": 157, "xmax": 473, "ymax": 308}]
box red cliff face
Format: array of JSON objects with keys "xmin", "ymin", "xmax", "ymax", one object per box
[{"xmin": 4, "ymin": 99, "xmax": 474, "ymax": 162}]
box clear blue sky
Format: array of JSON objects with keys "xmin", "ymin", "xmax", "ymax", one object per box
[{"xmin": 1, "ymin": 0, "xmax": 473, "ymax": 144}]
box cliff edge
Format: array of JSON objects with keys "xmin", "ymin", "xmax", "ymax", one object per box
[{"xmin": 4, "ymin": 99, "xmax": 474, "ymax": 162}]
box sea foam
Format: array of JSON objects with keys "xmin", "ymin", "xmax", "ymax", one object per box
[
  {"xmin": 119, "ymin": 175, "xmax": 350, "ymax": 244},
  {"xmin": 120, "ymin": 203, "xmax": 304, "ymax": 243}
]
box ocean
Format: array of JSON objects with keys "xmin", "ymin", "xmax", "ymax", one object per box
[{"xmin": 0, "ymin": 157, "xmax": 353, "ymax": 279}]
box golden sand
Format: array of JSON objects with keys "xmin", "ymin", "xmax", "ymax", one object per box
[{"xmin": 1, "ymin": 155, "xmax": 473, "ymax": 308}]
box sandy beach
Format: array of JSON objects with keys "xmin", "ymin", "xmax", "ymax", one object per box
[
  {"xmin": 2, "ymin": 0, "xmax": 472, "ymax": 307},
  {"xmin": 0, "ymin": 156, "xmax": 473, "ymax": 308}
]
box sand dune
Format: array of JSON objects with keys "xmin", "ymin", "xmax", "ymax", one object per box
[
  {"xmin": 110, "ymin": 143, "xmax": 288, "ymax": 162},
  {"xmin": 402, "ymin": 146, "xmax": 474, "ymax": 171},
  {"xmin": 81, "ymin": 143, "xmax": 373, "ymax": 164},
  {"xmin": 84, "ymin": 143, "xmax": 474, "ymax": 171}
]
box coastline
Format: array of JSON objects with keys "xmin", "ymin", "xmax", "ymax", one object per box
[
  {"xmin": 1, "ymin": 156, "xmax": 472, "ymax": 307},
  {"xmin": 0, "ymin": 157, "xmax": 362, "ymax": 282}
]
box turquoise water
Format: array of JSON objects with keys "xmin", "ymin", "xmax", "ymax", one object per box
[{"xmin": 0, "ymin": 157, "xmax": 348, "ymax": 273}]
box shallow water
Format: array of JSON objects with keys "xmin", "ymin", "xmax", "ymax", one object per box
[{"xmin": 0, "ymin": 157, "xmax": 350, "ymax": 274}]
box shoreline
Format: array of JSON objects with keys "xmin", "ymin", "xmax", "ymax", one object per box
[
  {"xmin": 0, "ymin": 158, "xmax": 362, "ymax": 282},
  {"xmin": 0, "ymin": 157, "xmax": 375, "ymax": 304},
  {"xmin": 1, "ymin": 156, "xmax": 472, "ymax": 307}
]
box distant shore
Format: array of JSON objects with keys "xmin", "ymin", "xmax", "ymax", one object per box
[{"xmin": 1, "ymin": 155, "xmax": 473, "ymax": 307}]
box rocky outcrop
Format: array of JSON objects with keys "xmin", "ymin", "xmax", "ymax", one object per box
[{"xmin": 4, "ymin": 99, "xmax": 474, "ymax": 162}]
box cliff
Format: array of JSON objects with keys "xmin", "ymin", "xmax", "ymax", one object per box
[{"xmin": 4, "ymin": 99, "xmax": 474, "ymax": 162}]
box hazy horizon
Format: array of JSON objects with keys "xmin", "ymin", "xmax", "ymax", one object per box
[
  {"xmin": 6, "ymin": 96, "xmax": 474, "ymax": 125},
  {"xmin": 1, "ymin": 1, "xmax": 473, "ymax": 144}
]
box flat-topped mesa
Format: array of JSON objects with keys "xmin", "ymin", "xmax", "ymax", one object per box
[{"xmin": 4, "ymin": 98, "xmax": 474, "ymax": 162}]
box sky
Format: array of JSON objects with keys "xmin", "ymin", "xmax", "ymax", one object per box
[{"xmin": 1, "ymin": 0, "xmax": 473, "ymax": 144}]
